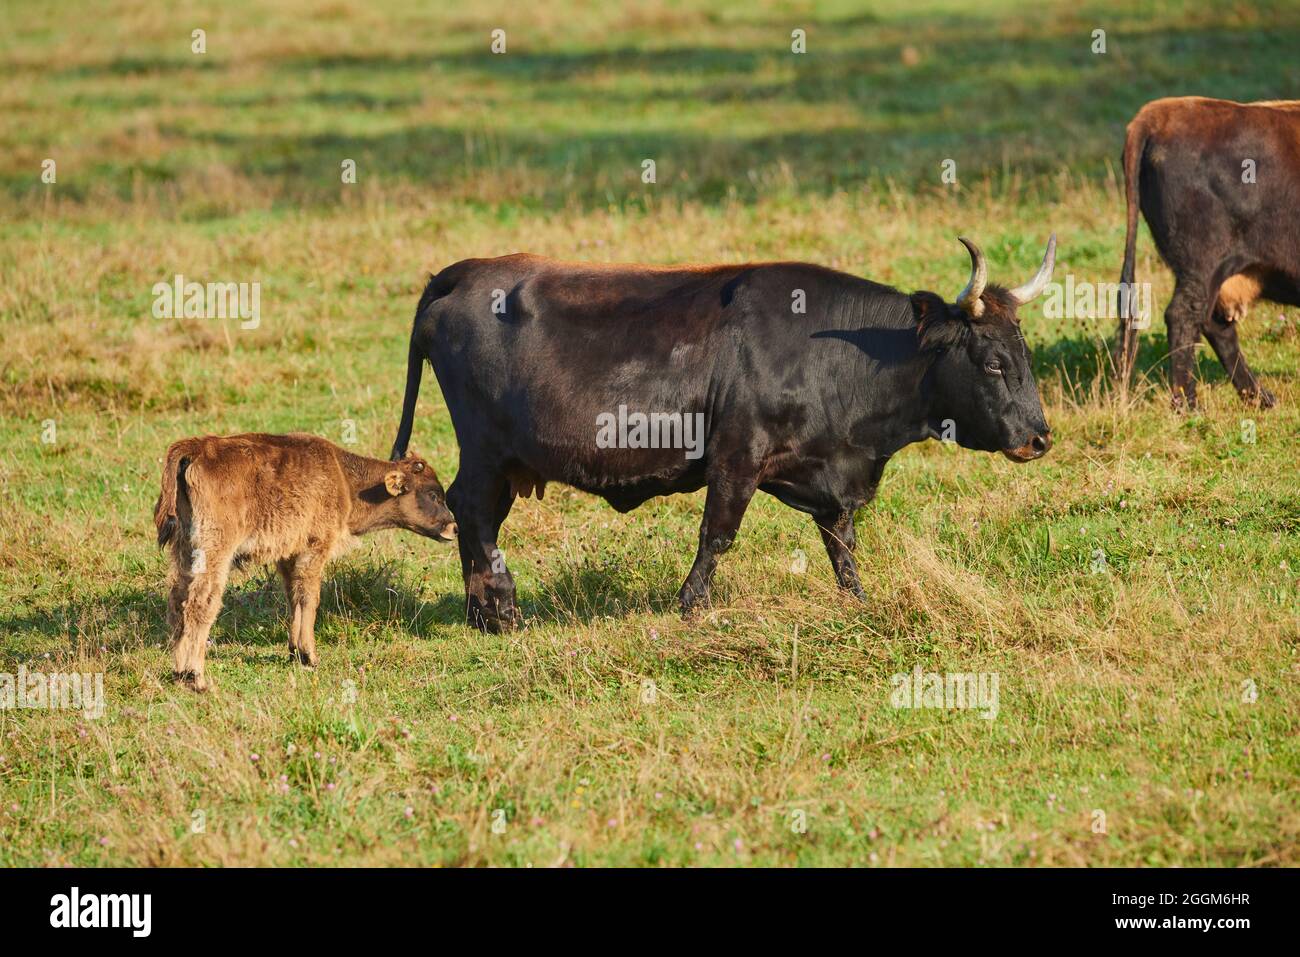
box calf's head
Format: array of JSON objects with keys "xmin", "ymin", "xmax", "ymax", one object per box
[
  {"xmin": 382, "ymin": 453, "xmax": 458, "ymax": 541},
  {"xmin": 912, "ymin": 235, "xmax": 1055, "ymax": 462}
]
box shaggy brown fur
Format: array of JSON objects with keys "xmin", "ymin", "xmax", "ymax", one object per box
[{"xmin": 154, "ymin": 433, "xmax": 456, "ymax": 691}]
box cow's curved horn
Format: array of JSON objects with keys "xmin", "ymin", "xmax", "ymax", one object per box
[
  {"xmin": 955, "ymin": 237, "xmax": 987, "ymax": 318},
  {"xmin": 1008, "ymin": 234, "xmax": 1057, "ymax": 305}
]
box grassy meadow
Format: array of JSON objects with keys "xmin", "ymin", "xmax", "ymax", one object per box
[{"xmin": 0, "ymin": 0, "xmax": 1297, "ymax": 866}]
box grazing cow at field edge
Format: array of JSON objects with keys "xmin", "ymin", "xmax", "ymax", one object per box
[
  {"xmin": 392, "ymin": 236, "xmax": 1056, "ymax": 632},
  {"xmin": 1115, "ymin": 96, "xmax": 1300, "ymax": 408},
  {"xmin": 154, "ymin": 433, "xmax": 457, "ymax": 691}
]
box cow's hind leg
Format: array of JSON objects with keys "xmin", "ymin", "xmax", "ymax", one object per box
[
  {"xmin": 814, "ymin": 508, "xmax": 866, "ymax": 601},
  {"xmin": 679, "ymin": 474, "xmax": 756, "ymax": 617},
  {"xmin": 1202, "ymin": 307, "xmax": 1275, "ymax": 408},
  {"xmin": 447, "ymin": 471, "xmax": 518, "ymax": 632},
  {"xmin": 1165, "ymin": 281, "xmax": 1212, "ymax": 411}
]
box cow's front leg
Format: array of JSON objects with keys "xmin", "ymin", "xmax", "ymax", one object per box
[
  {"xmin": 814, "ymin": 508, "xmax": 866, "ymax": 600},
  {"xmin": 448, "ymin": 471, "xmax": 518, "ymax": 632},
  {"xmin": 679, "ymin": 475, "xmax": 756, "ymax": 617}
]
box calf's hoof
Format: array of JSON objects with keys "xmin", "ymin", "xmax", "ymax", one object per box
[
  {"xmin": 173, "ymin": 670, "xmax": 209, "ymax": 693},
  {"xmin": 289, "ymin": 648, "xmax": 319, "ymax": 667}
]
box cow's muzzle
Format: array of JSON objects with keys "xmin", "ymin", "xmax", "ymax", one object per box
[
  {"xmin": 435, "ymin": 522, "xmax": 459, "ymax": 542},
  {"xmin": 1002, "ymin": 433, "xmax": 1052, "ymax": 462}
]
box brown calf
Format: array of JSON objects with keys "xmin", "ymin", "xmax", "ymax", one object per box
[{"xmin": 153, "ymin": 433, "xmax": 457, "ymax": 691}]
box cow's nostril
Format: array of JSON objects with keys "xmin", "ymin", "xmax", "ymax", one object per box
[
  {"xmin": 446, "ymin": 522, "xmax": 459, "ymax": 538},
  {"xmin": 1031, "ymin": 434, "xmax": 1050, "ymax": 454}
]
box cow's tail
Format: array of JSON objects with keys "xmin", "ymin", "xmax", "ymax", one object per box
[
  {"xmin": 390, "ymin": 333, "xmax": 424, "ymax": 461},
  {"xmin": 1114, "ymin": 115, "xmax": 1148, "ymax": 386},
  {"xmin": 154, "ymin": 439, "xmax": 200, "ymax": 547},
  {"xmin": 390, "ymin": 274, "xmax": 447, "ymax": 462}
]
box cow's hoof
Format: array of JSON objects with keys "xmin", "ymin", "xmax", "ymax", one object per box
[
  {"xmin": 678, "ymin": 591, "xmax": 710, "ymax": 619},
  {"xmin": 1252, "ymin": 387, "xmax": 1277, "ymax": 410},
  {"xmin": 468, "ymin": 601, "xmax": 519, "ymax": 633},
  {"xmin": 289, "ymin": 649, "xmax": 318, "ymax": 667},
  {"xmin": 843, "ymin": 583, "xmax": 868, "ymax": 603}
]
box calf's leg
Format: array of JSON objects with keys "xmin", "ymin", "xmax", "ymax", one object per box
[
  {"xmin": 173, "ymin": 545, "xmax": 233, "ymax": 692},
  {"xmin": 165, "ymin": 537, "xmax": 195, "ymax": 643},
  {"xmin": 447, "ymin": 471, "xmax": 518, "ymax": 632},
  {"xmin": 281, "ymin": 553, "xmax": 326, "ymax": 666},
  {"xmin": 277, "ymin": 558, "xmax": 304, "ymax": 663},
  {"xmin": 679, "ymin": 474, "xmax": 756, "ymax": 617}
]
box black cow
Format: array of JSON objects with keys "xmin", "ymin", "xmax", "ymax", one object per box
[
  {"xmin": 1114, "ymin": 96, "xmax": 1300, "ymax": 408},
  {"xmin": 392, "ymin": 237, "xmax": 1056, "ymax": 631}
]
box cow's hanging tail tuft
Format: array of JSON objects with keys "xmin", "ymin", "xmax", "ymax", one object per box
[{"xmin": 155, "ymin": 439, "xmax": 199, "ymax": 547}]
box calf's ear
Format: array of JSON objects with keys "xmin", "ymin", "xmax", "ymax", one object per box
[{"xmin": 384, "ymin": 470, "xmax": 409, "ymax": 496}]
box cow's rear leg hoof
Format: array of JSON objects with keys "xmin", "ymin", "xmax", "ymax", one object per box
[
  {"xmin": 289, "ymin": 648, "xmax": 318, "ymax": 667},
  {"xmin": 1171, "ymin": 387, "xmax": 1198, "ymax": 413}
]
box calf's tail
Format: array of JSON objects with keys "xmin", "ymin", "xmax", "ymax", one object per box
[
  {"xmin": 154, "ymin": 439, "xmax": 199, "ymax": 547},
  {"xmin": 1114, "ymin": 117, "xmax": 1148, "ymax": 384}
]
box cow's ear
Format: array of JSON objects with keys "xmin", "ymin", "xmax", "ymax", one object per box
[
  {"xmin": 384, "ymin": 470, "xmax": 409, "ymax": 496},
  {"xmin": 912, "ymin": 292, "xmax": 967, "ymax": 353}
]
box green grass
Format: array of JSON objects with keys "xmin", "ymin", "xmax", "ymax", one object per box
[{"xmin": 0, "ymin": 0, "xmax": 1297, "ymax": 866}]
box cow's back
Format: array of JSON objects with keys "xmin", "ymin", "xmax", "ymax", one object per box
[
  {"xmin": 412, "ymin": 254, "xmax": 915, "ymax": 497},
  {"xmin": 1132, "ymin": 98, "xmax": 1300, "ymax": 258}
]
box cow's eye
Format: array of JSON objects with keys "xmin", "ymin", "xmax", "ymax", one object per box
[{"xmin": 985, "ymin": 360, "xmax": 1003, "ymax": 375}]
